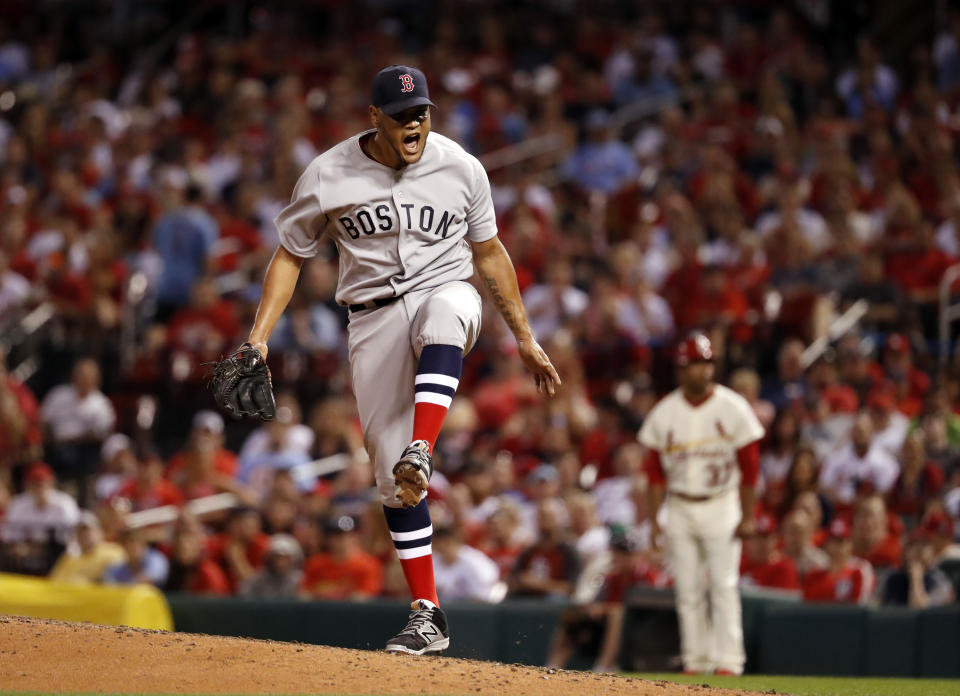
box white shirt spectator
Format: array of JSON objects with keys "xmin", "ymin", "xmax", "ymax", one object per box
[
  {"xmin": 935, "ymin": 218, "xmax": 960, "ymax": 257},
  {"xmin": 576, "ymin": 525, "xmax": 612, "ymax": 567},
  {"xmin": 433, "ymin": 544, "xmax": 500, "ymax": 602},
  {"xmin": 872, "ymin": 412, "xmax": 909, "ymax": 460},
  {"xmin": 523, "ymin": 283, "xmax": 590, "ymax": 343},
  {"xmin": 238, "ymin": 423, "xmax": 315, "ymax": 464},
  {"xmin": 820, "ymin": 444, "xmax": 899, "ymax": 504},
  {"xmin": 1, "ymin": 490, "xmax": 79, "ymax": 543},
  {"xmin": 760, "ymin": 450, "xmax": 793, "ymax": 488},
  {"xmin": 40, "ymin": 384, "xmax": 115, "ymax": 442},
  {"xmin": 0, "ymin": 268, "xmax": 29, "ymax": 317},
  {"xmin": 755, "ymin": 208, "xmax": 830, "ymax": 254},
  {"xmin": 593, "ymin": 477, "xmax": 635, "ymax": 526},
  {"xmin": 616, "ymin": 290, "xmax": 675, "ymax": 343}
]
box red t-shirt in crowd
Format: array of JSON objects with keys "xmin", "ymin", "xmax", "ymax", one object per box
[
  {"xmin": 477, "ymin": 541, "xmax": 524, "ymax": 580},
  {"xmin": 741, "ymin": 554, "xmax": 801, "ymax": 591},
  {"xmin": 113, "ymin": 477, "xmax": 184, "ymax": 511},
  {"xmin": 207, "ymin": 532, "xmax": 271, "ymax": 591},
  {"xmin": 603, "ymin": 561, "xmax": 668, "ymax": 603},
  {"xmin": 167, "ymin": 448, "xmax": 239, "ymax": 478},
  {"xmin": 509, "ymin": 542, "xmax": 580, "ymax": 596},
  {"xmin": 187, "ymin": 559, "xmax": 231, "ymax": 595},
  {"xmin": 802, "ymin": 558, "xmax": 875, "ymax": 603},
  {"xmin": 300, "ymin": 551, "xmax": 383, "ymax": 599}
]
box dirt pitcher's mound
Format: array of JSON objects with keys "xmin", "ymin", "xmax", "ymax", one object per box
[{"xmin": 0, "ymin": 615, "xmax": 758, "ymax": 695}]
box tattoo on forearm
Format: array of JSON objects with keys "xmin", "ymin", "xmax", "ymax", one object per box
[{"xmin": 483, "ymin": 275, "xmax": 525, "ymax": 336}]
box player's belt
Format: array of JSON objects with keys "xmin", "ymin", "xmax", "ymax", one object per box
[
  {"xmin": 347, "ymin": 296, "xmax": 400, "ymax": 313},
  {"xmin": 669, "ymin": 491, "xmax": 714, "ymax": 503}
]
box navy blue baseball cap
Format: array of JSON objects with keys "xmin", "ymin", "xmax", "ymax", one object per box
[{"xmin": 371, "ymin": 65, "xmax": 436, "ymax": 117}]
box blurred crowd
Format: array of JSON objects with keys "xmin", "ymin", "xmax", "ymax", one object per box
[{"xmin": 2, "ymin": 2, "xmax": 960, "ymax": 664}]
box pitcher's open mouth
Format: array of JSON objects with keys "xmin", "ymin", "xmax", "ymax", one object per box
[{"xmin": 403, "ymin": 134, "xmax": 420, "ymax": 153}]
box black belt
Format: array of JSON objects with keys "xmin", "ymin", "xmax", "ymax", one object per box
[
  {"xmin": 347, "ymin": 296, "xmax": 400, "ymax": 313},
  {"xmin": 669, "ymin": 491, "xmax": 714, "ymax": 503}
]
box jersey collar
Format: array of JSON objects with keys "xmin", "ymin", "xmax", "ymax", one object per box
[
  {"xmin": 682, "ymin": 385, "xmax": 715, "ymax": 408},
  {"xmin": 356, "ymin": 128, "xmax": 432, "ymax": 171}
]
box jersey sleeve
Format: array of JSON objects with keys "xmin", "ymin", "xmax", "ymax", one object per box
[
  {"xmin": 274, "ymin": 162, "xmax": 327, "ymax": 257},
  {"xmin": 637, "ymin": 407, "xmax": 663, "ymax": 451},
  {"xmin": 729, "ymin": 393, "xmax": 766, "ymax": 449},
  {"xmin": 465, "ymin": 157, "xmax": 498, "ymax": 243}
]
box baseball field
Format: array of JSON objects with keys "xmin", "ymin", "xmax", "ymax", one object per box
[{"xmin": 0, "ymin": 615, "xmax": 953, "ymax": 696}]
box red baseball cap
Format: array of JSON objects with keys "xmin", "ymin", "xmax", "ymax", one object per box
[
  {"xmin": 25, "ymin": 462, "xmax": 54, "ymax": 484},
  {"xmin": 675, "ymin": 333, "xmax": 713, "ymax": 367},
  {"xmin": 828, "ymin": 518, "xmax": 851, "ymax": 540}
]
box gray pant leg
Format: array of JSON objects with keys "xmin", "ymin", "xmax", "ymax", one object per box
[{"xmin": 348, "ymin": 301, "xmax": 416, "ymax": 508}]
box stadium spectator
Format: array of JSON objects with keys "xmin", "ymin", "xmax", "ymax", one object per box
[
  {"xmin": 759, "ymin": 410, "xmax": 800, "ymax": 508},
  {"xmin": 851, "ymin": 494, "xmax": 903, "ymax": 571},
  {"xmin": 781, "ymin": 508, "xmax": 829, "ymax": 579},
  {"xmin": 802, "ymin": 518, "xmax": 875, "ymax": 604},
  {"xmin": 152, "ymin": 178, "xmax": 217, "ymax": 321},
  {"xmin": 0, "ymin": 356, "xmax": 42, "ymax": 469},
  {"xmin": 508, "ymin": 498, "xmax": 580, "ymax": 599},
  {"xmin": 168, "ymin": 410, "xmax": 237, "ymax": 474},
  {"xmin": 740, "ymin": 514, "xmax": 800, "ymax": 591},
  {"xmin": 922, "ymin": 511, "xmax": 960, "ymax": 562},
  {"xmin": 567, "ymin": 491, "xmax": 611, "ymax": 568},
  {"xmin": 209, "ymin": 506, "xmax": 270, "ymax": 593},
  {"xmin": 880, "ymin": 530, "xmax": 955, "ymax": 607},
  {"xmin": 49, "ymin": 510, "xmax": 125, "ymax": 584},
  {"xmin": 561, "ymin": 110, "xmax": 639, "ymax": 195},
  {"xmin": 40, "ymin": 358, "xmax": 115, "ymax": 508},
  {"xmin": 163, "ymin": 513, "xmax": 230, "ymax": 596},
  {"xmin": 300, "ymin": 514, "xmax": 382, "ymax": 600},
  {"xmin": 887, "ymin": 431, "xmax": 945, "ymax": 524},
  {"xmin": 546, "ymin": 530, "xmax": 663, "ymax": 672},
  {"xmin": 0, "ymin": 462, "xmax": 79, "ymax": 574},
  {"xmin": 237, "ymin": 392, "xmax": 314, "ymax": 486},
  {"xmin": 819, "ymin": 412, "xmax": 900, "ymax": 507},
  {"xmin": 592, "ymin": 443, "xmax": 644, "ymax": 526},
  {"xmin": 104, "ymin": 527, "xmax": 170, "ymax": 587},
  {"xmin": 239, "ymin": 534, "xmax": 304, "ymax": 599},
  {"xmin": 95, "ymin": 433, "xmax": 137, "ymax": 502},
  {"xmin": 432, "ymin": 523, "xmax": 500, "ymax": 602},
  {"xmin": 477, "ymin": 500, "xmax": 525, "ymax": 580},
  {"xmin": 114, "ymin": 452, "xmax": 183, "ymax": 511},
  {"xmin": 522, "ymin": 259, "xmax": 589, "ymax": 345}
]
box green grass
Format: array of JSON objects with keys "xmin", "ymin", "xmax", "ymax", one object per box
[{"xmin": 630, "ymin": 673, "xmax": 960, "ymax": 696}]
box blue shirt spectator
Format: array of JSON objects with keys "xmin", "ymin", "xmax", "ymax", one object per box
[
  {"xmin": 561, "ymin": 111, "xmax": 639, "ymax": 195},
  {"xmin": 153, "ymin": 179, "xmax": 218, "ymax": 313},
  {"xmin": 105, "ymin": 528, "xmax": 169, "ymax": 587}
]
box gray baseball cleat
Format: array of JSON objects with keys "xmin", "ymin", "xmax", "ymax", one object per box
[{"xmin": 385, "ymin": 600, "xmax": 450, "ymax": 655}]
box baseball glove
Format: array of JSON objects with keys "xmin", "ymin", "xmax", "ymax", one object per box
[{"xmin": 210, "ymin": 343, "xmax": 276, "ymax": 421}]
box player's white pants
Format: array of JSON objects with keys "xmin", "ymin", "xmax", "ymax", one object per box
[
  {"xmin": 347, "ymin": 280, "xmax": 482, "ymax": 508},
  {"xmin": 666, "ymin": 489, "xmax": 744, "ymax": 674}
]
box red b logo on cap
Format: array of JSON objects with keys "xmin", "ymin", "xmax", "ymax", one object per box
[{"xmin": 398, "ymin": 74, "xmax": 415, "ymax": 93}]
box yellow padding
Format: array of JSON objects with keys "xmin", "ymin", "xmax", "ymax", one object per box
[{"xmin": 0, "ymin": 573, "xmax": 173, "ymax": 630}]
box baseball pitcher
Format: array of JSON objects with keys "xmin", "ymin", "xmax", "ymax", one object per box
[
  {"xmin": 212, "ymin": 65, "xmax": 560, "ymax": 654},
  {"xmin": 638, "ymin": 334, "xmax": 764, "ymax": 675}
]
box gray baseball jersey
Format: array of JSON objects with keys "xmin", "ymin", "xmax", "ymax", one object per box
[{"xmin": 275, "ymin": 130, "xmax": 498, "ymax": 305}]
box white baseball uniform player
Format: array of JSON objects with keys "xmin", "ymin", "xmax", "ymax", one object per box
[
  {"xmin": 244, "ymin": 65, "xmax": 560, "ymax": 655},
  {"xmin": 639, "ymin": 334, "xmax": 764, "ymax": 675}
]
